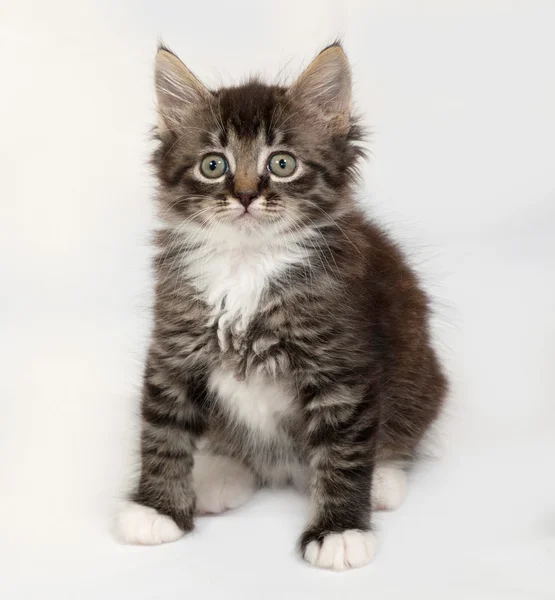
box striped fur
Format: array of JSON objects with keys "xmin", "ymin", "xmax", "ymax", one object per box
[{"xmin": 124, "ymin": 43, "xmax": 447, "ymax": 570}]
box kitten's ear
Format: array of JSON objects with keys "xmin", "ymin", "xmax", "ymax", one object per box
[
  {"xmin": 154, "ymin": 47, "xmax": 210, "ymax": 131},
  {"xmin": 290, "ymin": 44, "xmax": 352, "ymax": 132}
]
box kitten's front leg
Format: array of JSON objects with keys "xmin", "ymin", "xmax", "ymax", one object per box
[
  {"xmin": 118, "ymin": 361, "xmax": 207, "ymax": 545},
  {"xmin": 299, "ymin": 384, "xmax": 379, "ymax": 571}
]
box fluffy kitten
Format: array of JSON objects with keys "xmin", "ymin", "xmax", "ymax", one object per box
[{"xmin": 118, "ymin": 43, "xmax": 447, "ymax": 571}]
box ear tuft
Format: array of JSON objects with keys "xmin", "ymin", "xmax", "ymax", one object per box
[
  {"xmin": 290, "ymin": 45, "xmax": 352, "ymax": 132},
  {"xmin": 154, "ymin": 48, "xmax": 210, "ymax": 130}
]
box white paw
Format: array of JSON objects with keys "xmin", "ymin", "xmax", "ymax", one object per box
[
  {"xmin": 304, "ymin": 530, "xmax": 377, "ymax": 571},
  {"xmin": 193, "ymin": 452, "xmax": 256, "ymax": 515},
  {"xmin": 372, "ymin": 465, "xmax": 407, "ymax": 511},
  {"xmin": 117, "ymin": 502, "xmax": 184, "ymax": 545}
]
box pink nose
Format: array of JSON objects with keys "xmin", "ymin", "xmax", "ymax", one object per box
[{"xmin": 234, "ymin": 191, "xmax": 258, "ymax": 208}]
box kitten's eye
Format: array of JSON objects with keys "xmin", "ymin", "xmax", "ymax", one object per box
[
  {"xmin": 200, "ymin": 154, "xmax": 228, "ymax": 179},
  {"xmin": 268, "ymin": 153, "xmax": 297, "ymax": 178}
]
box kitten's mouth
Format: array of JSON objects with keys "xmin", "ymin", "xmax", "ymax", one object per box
[
  {"xmin": 230, "ymin": 207, "xmax": 276, "ymax": 227},
  {"xmin": 235, "ymin": 210, "xmax": 258, "ymax": 223}
]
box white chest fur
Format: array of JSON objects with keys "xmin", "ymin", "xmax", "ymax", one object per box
[
  {"xmin": 182, "ymin": 225, "xmax": 308, "ymax": 347},
  {"xmin": 208, "ymin": 368, "xmax": 295, "ymax": 438},
  {"xmin": 180, "ymin": 224, "xmax": 307, "ymax": 436}
]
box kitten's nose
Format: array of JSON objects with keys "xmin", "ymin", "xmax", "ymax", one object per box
[{"xmin": 234, "ymin": 190, "xmax": 258, "ymax": 209}]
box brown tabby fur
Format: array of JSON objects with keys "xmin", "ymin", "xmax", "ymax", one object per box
[{"xmin": 129, "ymin": 42, "xmax": 447, "ymax": 563}]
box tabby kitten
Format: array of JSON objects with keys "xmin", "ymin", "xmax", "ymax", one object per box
[{"xmin": 118, "ymin": 43, "xmax": 447, "ymax": 571}]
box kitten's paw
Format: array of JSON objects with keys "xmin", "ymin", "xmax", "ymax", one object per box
[
  {"xmin": 372, "ymin": 464, "xmax": 408, "ymax": 511},
  {"xmin": 193, "ymin": 452, "xmax": 256, "ymax": 515},
  {"xmin": 117, "ymin": 502, "xmax": 185, "ymax": 545},
  {"xmin": 302, "ymin": 530, "xmax": 377, "ymax": 571}
]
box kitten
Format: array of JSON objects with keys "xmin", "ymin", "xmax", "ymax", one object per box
[{"xmin": 118, "ymin": 43, "xmax": 447, "ymax": 571}]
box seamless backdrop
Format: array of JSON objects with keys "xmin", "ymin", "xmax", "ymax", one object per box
[{"xmin": 1, "ymin": 1, "xmax": 554, "ymax": 599}]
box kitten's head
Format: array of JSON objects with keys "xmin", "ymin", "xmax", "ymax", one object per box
[{"xmin": 152, "ymin": 43, "xmax": 364, "ymax": 240}]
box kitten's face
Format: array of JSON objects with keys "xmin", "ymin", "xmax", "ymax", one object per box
[{"xmin": 152, "ymin": 46, "xmax": 362, "ymax": 240}]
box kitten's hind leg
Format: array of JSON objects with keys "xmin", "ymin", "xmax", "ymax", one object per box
[
  {"xmin": 193, "ymin": 450, "xmax": 256, "ymax": 515},
  {"xmin": 371, "ymin": 462, "xmax": 408, "ymax": 511}
]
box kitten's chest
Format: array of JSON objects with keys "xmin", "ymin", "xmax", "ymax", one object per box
[
  {"xmin": 204, "ymin": 249, "xmax": 268, "ymax": 344},
  {"xmin": 187, "ymin": 241, "xmax": 302, "ymax": 350},
  {"xmin": 186, "ymin": 241, "xmax": 303, "ymax": 438}
]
